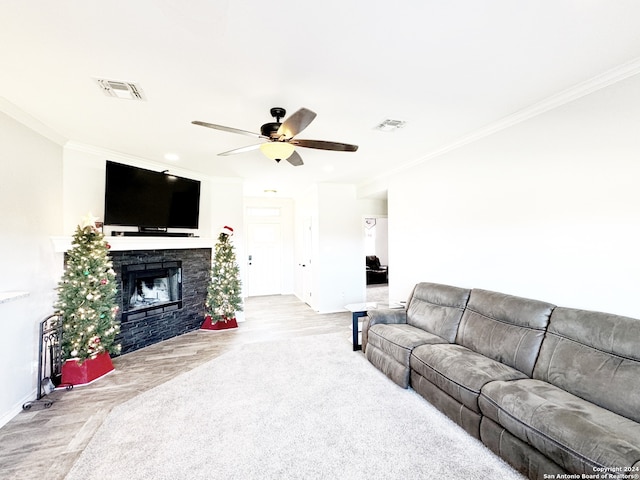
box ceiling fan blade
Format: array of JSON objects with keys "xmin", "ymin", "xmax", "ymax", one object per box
[
  {"xmin": 286, "ymin": 150, "xmax": 304, "ymax": 166},
  {"xmin": 292, "ymin": 139, "xmax": 359, "ymax": 152},
  {"xmin": 277, "ymin": 108, "xmax": 317, "ymax": 138},
  {"xmin": 218, "ymin": 144, "xmax": 262, "ymax": 156},
  {"xmin": 192, "ymin": 121, "xmax": 265, "ymax": 139}
]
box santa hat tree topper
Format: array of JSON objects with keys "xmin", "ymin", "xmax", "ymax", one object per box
[{"xmin": 202, "ymin": 225, "xmax": 242, "ymax": 330}]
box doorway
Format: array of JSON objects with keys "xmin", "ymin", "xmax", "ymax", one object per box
[{"xmin": 364, "ymin": 216, "xmax": 388, "ymax": 303}]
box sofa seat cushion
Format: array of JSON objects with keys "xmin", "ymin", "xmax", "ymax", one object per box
[
  {"xmin": 366, "ymin": 324, "xmax": 450, "ymax": 388},
  {"xmin": 368, "ymin": 323, "xmax": 448, "ymax": 366},
  {"xmin": 479, "ymin": 378, "xmax": 640, "ymax": 474},
  {"xmin": 410, "ymin": 344, "xmax": 527, "ymax": 413}
]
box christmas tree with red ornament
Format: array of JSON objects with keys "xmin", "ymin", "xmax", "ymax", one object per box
[
  {"xmin": 204, "ymin": 226, "xmax": 242, "ymax": 328},
  {"xmin": 55, "ymin": 214, "xmax": 121, "ymax": 363}
]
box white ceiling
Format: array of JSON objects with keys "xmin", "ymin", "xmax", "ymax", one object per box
[{"xmin": 2, "ymin": 1, "xmax": 640, "ymax": 197}]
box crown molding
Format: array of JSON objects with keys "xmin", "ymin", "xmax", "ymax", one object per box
[
  {"xmin": 0, "ymin": 97, "xmax": 67, "ymax": 146},
  {"xmin": 358, "ymin": 56, "xmax": 640, "ymax": 194}
]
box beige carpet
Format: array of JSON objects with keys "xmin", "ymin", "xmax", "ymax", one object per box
[
  {"xmin": 366, "ymin": 284, "xmax": 389, "ymax": 303},
  {"xmin": 64, "ymin": 332, "xmax": 525, "ymax": 480}
]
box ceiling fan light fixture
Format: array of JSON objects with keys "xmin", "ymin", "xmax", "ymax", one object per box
[{"xmin": 260, "ymin": 142, "xmax": 295, "ymax": 161}]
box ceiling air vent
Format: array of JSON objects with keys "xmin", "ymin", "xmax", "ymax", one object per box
[
  {"xmin": 375, "ymin": 119, "xmax": 406, "ymax": 132},
  {"xmin": 94, "ymin": 78, "xmax": 146, "ymax": 101}
]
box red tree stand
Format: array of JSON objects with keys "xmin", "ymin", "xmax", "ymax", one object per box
[
  {"xmin": 61, "ymin": 352, "xmax": 114, "ymax": 386},
  {"xmin": 201, "ymin": 315, "xmax": 238, "ymax": 330}
]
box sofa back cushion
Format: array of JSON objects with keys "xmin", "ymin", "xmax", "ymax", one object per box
[
  {"xmin": 456, "ymin": 289, "xmax": 554, "ymax": 377},
  {"xmin": 406, "ymin": 282, "xmax": 471, "ymax": 343},
  {"xmin": 533, "ymin": 307, "xmax": 640, "ymax": 423}
]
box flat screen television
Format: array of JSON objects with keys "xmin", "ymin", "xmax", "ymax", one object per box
[{"xmin": 104, "ymin": 161, "xmax": 201, "ymax": 229}]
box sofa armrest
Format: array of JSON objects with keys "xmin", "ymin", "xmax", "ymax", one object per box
[
  {"xmin": 368, "ymin": 308, "xmax": 407, "ymax": 327},
  {"xmin": 362, "ymin": 309, "xmax": 407, "ymax": 353}
]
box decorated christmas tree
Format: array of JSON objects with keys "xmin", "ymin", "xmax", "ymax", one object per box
[
  {"xmin": 205, "ymin": 226, "xmax": 242, "ymax": 324},
  {"xmin": 55, "ymin": 214, "xmax": 121, "ymax": 363}
]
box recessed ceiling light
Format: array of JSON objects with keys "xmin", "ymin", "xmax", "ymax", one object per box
[
  {"xmin": 375, "ymin": 119, "xmax": 406, "ymax": 132},
  {"xmin": 164, "ymin": 153, "xmax": 180, "ymax": 161}
]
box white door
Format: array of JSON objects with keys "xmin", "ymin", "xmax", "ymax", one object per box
[
  {"xmin": 301, "ymin": 217, "xmax": 313, "ymax": 305},
  {"xmin": 246, "ymin": 222, "xmax": 282, "ymax": 296}
]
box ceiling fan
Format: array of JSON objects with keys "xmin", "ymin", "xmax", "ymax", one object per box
[{"xmin": 192, "ymin": 107, "xmax": 358, "ymax": 166}]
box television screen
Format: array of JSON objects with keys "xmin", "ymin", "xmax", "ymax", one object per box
[{"xmin": 104, "ymin": 161, "xmax": 201, "ymax": 229}]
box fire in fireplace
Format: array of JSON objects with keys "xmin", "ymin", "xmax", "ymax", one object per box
[{"xmin": 121, "ymin": 261, "xmax": 182, "ymax": 320}]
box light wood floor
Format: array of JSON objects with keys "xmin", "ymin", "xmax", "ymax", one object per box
[{"xmin": 0, "ymin": 295, "xmax": 352, "ymax": 480}]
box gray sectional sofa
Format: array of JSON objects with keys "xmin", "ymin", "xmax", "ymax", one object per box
[{"xmin": 362, "ymin": 282, "xmax": 640, "ymax": 480}]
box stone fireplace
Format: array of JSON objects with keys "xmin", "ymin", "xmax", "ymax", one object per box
[{"xmin": 110, "ymin": 248, "xmax": 211, "ymax": 355}]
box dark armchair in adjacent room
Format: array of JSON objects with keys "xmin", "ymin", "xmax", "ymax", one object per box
[{"xmin": 366, "ymin": 255, "xmax": 388, "ymax": 285}]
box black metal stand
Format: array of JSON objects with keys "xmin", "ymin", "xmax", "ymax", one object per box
[
  {"xmin": 351, "ymin": 310, "xmax": 366, "ymax": 351},
  {"xmin": 22, "ymin": 314, "xmax": 72, "ymax": 411}
]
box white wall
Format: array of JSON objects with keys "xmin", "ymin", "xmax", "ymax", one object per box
[
  {"xmin": 0, "ymin": 111, "xmax": 63, "ymax": 427},
  {"xmin": 294, "ymin": 185, "xmax": 385, "ymax": 313},
  {"xmin": 387, "ymin": 74, "xmax": 640, "ymax": 317},
  {"xmin": 315, "ymin": 184, "xmax": 363, "ymax": 311},
  {"xmin": 293, "ymin": 185, "xmax": 319, "ymax": 303},
  {"xmin": 364, "ymin": 216, "xmax": 388, "ymax": 266},
  {"xmin": 62, "ymin": 143, "xmax": 240, "ymax": 238},
  {"xmin": 375, "ymin": 217, "xmax": 389, "ymax": 266}
]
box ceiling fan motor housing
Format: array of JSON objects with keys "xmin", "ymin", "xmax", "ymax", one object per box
[
  {"xmin": 260, "ymin": 122, "xmax": 282, "ymax": 138},
  {"xmin": 261, "ymin": 107, "xmax": 287, "ymax": 138}
]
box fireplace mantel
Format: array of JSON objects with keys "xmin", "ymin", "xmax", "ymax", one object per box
[{"xmin": 51, "ymin": 236, "xmax": 215, "ymax": 253}]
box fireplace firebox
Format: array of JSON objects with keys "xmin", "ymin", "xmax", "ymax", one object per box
[{"xmin": 121, "ymin": 262, "xmax": 182, "ymax": 320}]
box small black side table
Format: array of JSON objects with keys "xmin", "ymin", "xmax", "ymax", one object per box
[{"xmin": 344, "ymin": 302, "xmax": 379, "ymax": 351}]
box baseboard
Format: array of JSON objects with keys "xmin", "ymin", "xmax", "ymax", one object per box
[{"xmin": 0, "ymin": 388, "xmax": 37, "ymax": 429}]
